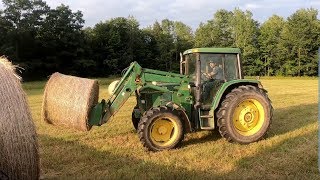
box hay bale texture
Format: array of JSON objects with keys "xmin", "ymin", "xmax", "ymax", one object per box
[
  {"xmin": 42, "ymin": 73, "xmax": 99, "ymax": 131},
  {"xmin": 0, "ymin": 56, "xmax": 39, "ymax": 180}
]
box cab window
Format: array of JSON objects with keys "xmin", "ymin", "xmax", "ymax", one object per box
[
  {"xmin": 199, "ymin": 54, "xmax": 224, "ymax": 83},
  {"xmin": 184, "ymin": 54, "xmax": 197, "ymax": 81},
  {"xmin": 224, "ymin": 54, "xmax": 239, "ymax": 80}
]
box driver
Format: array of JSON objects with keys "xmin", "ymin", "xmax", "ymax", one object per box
[
  {"xmin": 203, "ymin": 60, "xmax": 223, "ymax": 80},
  {"xmin": 202, "ymin": 60, "xmax": 223, "ymax": 102}
]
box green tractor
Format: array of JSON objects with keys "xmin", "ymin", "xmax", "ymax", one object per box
[{"xmin": 89, "ymin": 47, "xmax": 273, "ymax": 151}]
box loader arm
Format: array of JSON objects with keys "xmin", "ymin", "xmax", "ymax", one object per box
[
  {"xmin": 89, "ymin": 62, "xmax": 142, "ymax": 126},
  {"xmin": 88, "ymin": 61, "xmax": 187, "ymax": 126}
]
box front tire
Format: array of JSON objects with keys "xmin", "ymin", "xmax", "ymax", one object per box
[
  {"xmin": 138, "ymin": 107, "xmax": 184, "ymax": 151},
  {"xmin": 217, "ymin": 85, "xmax": 273, "ymax": 144}
]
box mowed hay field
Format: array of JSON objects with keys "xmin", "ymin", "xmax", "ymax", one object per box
[{"xmin": 24, "ymin": 77, "xmax": 318, "ymax": 179}]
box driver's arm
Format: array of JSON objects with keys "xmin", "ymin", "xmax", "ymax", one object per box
[{"xmin": 206, "ymin": 68, "xmax": 217, "ymax": 79}]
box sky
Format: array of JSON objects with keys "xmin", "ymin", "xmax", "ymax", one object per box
[{"xmin": 1, "ymin": 0, "xmax": 320, "ymax": 29}]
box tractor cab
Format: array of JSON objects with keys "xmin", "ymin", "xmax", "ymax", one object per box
[{"xmin": 181, "ymin": 48, "xmax": 242, "ymax": 106}]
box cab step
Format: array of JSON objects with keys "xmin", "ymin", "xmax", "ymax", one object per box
[
  {"xmin": 198, "ymin": 110, "xmax": 215, "ymax": 130},
  {"xmin": 200, "ymin": 115, "xmax": 213, "ymax": 118}
]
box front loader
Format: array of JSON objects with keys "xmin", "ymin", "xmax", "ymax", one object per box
[{"xmin": 46, "ymin": 47, "xmax": 273, "ymax": 151}]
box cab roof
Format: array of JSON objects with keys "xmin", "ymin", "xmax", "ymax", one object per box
[{"xmin": 183, "ymin": 48, "xmax": 241, "ymax": 55}]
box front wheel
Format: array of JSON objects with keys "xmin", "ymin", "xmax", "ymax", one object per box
[
  {"xmin": 137, "ymin": 107, "xmax": 184, "ymax": 151},
  {"xmin": 217, "ymin": 85, "xmax": 273, "ymax": 144}
]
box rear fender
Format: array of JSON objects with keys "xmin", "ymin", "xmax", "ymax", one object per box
[{"xmin": 212, "ymin": 79, "xmax": 261, "ymax": 110}]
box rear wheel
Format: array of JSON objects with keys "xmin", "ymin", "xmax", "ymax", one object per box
[
  {"xmin": 138, "ymin": 107, "xmax": 184, "ymax": 151},
  {"xmin": 217, "ymin": 85, "xmax": 273, "ymax": 143}
]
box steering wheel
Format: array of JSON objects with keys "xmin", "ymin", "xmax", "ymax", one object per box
[{"xmin": 201, "ymin": 71, "xmax": 209, "ymax": 81}]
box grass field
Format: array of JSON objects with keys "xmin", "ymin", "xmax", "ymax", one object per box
[{"xmin": 23, "ymin": 77, "xmax": 318, "ymax": 179}]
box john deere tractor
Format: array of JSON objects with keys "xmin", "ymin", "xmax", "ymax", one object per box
[{"xmin": 89, "ymin": 47, "xmax": 273, "ymax": 151}]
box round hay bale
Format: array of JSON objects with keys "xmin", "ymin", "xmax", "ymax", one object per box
[
  {"xmin": 0, "ymin": 56, "xmax": 40, "ymax": 180},
  {"xmin": 42, "ymin": 73, "xmax": 99, "ymax": 131},
  {"xmin": 108, "ymin": 80, "xmax": 119, "ymax": 95}
]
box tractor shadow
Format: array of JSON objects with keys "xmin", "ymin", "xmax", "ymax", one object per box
[
  {"xmin": 221, "ymin": 127, "xmax": 318, "ymax": 179},
  {"xmin": 182, "ymin": 130, "xmax": 221, "ymax": 147},
  {"xmin": 38, "ymin": 135, "xmax": 216, "ymax": 179},
  {"xmin": 267, "ymin": 103, "xmax": 317, "ymax": 137}
]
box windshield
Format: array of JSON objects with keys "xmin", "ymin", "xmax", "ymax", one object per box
[
  {"xmin": 184, "ymin": 53, "xmax": 239, "ymax": 82},
  {"xmin": 200, "ymin": 53, "xmax": 239, "ymax": 82}
]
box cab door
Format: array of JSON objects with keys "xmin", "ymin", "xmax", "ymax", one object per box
[{"xmin": 199, "ymin": 53, "xmax": 225, "ymax": 105}]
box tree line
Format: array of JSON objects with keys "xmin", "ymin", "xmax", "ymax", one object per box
[{"xmin": 0, "ymin": 0, "xmax": 319, "ymax": 80}]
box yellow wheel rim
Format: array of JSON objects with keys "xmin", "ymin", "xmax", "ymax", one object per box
[
  {"xmin": 150, "ymin": 117, "xmax": 179, "ymax": 147},
  {"xmin": 232, "ymin": 99, "xmax": 265, "ymax": 136}
]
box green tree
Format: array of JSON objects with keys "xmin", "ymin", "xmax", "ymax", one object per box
[
  {"xmin": 0, "ymin": 9, "xmax": 14, "ymax": 56},
  {"xmin": 147, "ymin": 19, "xmax": 194, "ymax": 72},
  {"xmin": 195, "ymin": 9, "xmax": 233, "ymax": 47},
  {"xmin": 195, "ymin": 22, "xmax": 213, "ymax": 47},
  {"xmin": 1, "ymin": 0, "xmax": 48, "ymax": 61},
  {"xmin": 88, "ymin": 17, "xmax": 147, "ymax": 75},
  {"xmin": 173, "ymin": 21, "xmax": 194, "ymax": 51},
  {"xmin": 259, "ymin": 15, "xmax": 285, "ymax": 76},
  {"xmin": 173, "ymin": 21, "xmax": 194, "ymax": 70},
  {"xmin": 148, "ymin": 20, "xmax": 174, "ymax": 71},
  {"xmin": 0, "ymin": 0, "xmax": 87, "ymax": 79},
  {"xmin": 35, "ymin": 4, "xmax": 85, "ymax": 76},
  {"xmin": 231, "ymin": 9, "xmax": 261, "ymax": 75},
  {"xmin": 279, "ymin": 8, "xmax": 320, "ymax": 76}
]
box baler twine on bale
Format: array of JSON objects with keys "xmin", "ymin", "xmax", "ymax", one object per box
[
  {"xmin": 0, "ymin": 56, "xmax": 40, "ymax": 180},
  {"xmin": 42, "ymin": 73, "xmax": 99, "ymax": 131}
]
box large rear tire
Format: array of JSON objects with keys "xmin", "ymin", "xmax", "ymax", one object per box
[
  {"xmin": 217, "ymin": 85, "xmax": 273, "ymax": 144},
  {"xmin": 138, "ymin": 107, "xmax": 184, "ymax": 151}
]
